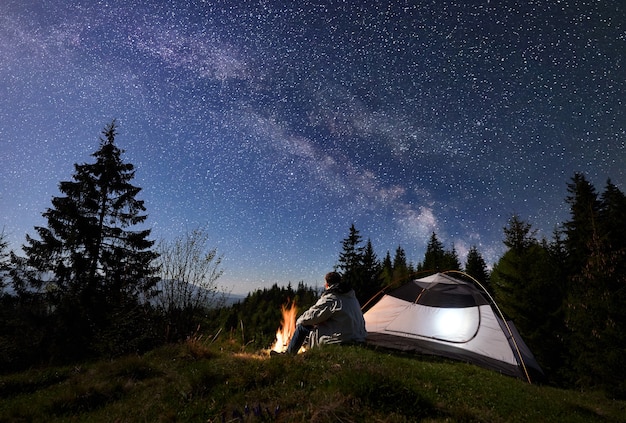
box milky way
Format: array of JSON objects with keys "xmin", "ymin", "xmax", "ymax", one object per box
[{"xmin": 1, "ymin": 0, "xmax": 624, "ymax": 293}]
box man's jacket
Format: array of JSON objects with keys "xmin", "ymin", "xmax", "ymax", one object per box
[{"xmin": 296, "ymin": 288, "xmax": 367, "ymax": 346}]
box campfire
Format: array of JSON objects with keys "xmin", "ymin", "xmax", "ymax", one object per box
[{"xmin": 271, "ymin": 300, "xmax": 298, "ymax": 353}]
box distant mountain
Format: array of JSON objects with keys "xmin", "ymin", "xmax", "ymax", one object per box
[
  {"xmin": 1, "ymin": 276, "xmax": 247, "ymax": 308},
  {"xmin": 223, "ymin": 292, "xmax": 247, "ymax": 306},
  {"xmin": 150, "ymin": 279, "xmax": 248, "ymax": 309}
]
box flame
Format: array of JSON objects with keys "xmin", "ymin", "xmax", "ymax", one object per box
[{"xmin": 271, "ymin": 300, "xmax": 298, "ymax": 353}]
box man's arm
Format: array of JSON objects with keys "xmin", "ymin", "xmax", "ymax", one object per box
[{"xmin": 296, "ymin": 295, "xmax": 340, "ymax": 326}]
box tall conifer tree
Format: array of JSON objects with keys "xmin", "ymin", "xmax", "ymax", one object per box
[
  {"xmin": 336, "ymin": 224, "xmax": 365, "ymax": 298},
  {"xmin": 17, "ymin": 121, "xmax": 158, "ymax": 356},
  {"xmin": 443, "ymin": 245, "xmax": 461, "ymax": 271},
  {"xmin": 418, "ymin": 232, "xmax": 453, "ymax": 273},
  {"xmin": 491, "ymin": 214, "xmax": 566, "ymax": 381},
  {"xmin": 379, "ymin": 250, "xmax": 393, "ymax": 287},
  {"xmin": 359, "ymin": 238, "xmax": 381, "ymax": 304},
  {"xmin": 599, "ymin": 179, "xmax": 626, "ymax": 255},
  {"xmin": 464, "ymin": 245, "xmax": 490, "ymax": 289},
  {"xmin": 564, "ymin": 173, "xmax": 600, "ymax": 275},
  {"xmin": 391, "ymin": 245, "xmax": 409, "ymax": 285},
  {"xmin": 564, "ymin": 178, "xmax": 626, "ymax": 396}
]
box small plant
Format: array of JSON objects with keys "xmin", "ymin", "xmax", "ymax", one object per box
[{"xmin": 182, "ymin": 334, "xmax": 215, "ymax": 360}]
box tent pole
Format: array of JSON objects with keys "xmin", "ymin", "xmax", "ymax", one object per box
[{"xmin": 443, "ymin": 270, "xmax": 533, "ymax": 384}]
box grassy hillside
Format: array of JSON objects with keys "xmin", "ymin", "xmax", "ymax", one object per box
[{"xmin": 1, "ymin": 337, "xmax": 624, "ymax": 422}]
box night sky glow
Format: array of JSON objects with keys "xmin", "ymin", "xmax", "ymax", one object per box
[{"xmin": 1, "ymin": 1, "xmax": 624, "ymax": 294}]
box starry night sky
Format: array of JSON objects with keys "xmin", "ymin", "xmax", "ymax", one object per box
[{"xmin": 1, "ymin": 0, "xmax": 624, "ymax": 294}]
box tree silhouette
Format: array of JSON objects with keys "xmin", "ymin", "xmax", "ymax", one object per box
[
  {"xmin": 391, "ymin": 245, "xmax": 410, "ymax": 285},
  {"xmin": 336, "ymin": 224, "xmax": 365, "ymax": 293},
  {"xmin": 360, "ymin": 238, "xmax": 382, "ymax": 304},
  {"xmin": 564, "ymin": 173, "xmax": 600, "ymax": 275},
  {"xmin": 379, "ymin": 251, "xmax": 393, "ymax": 287},
  {"xmin": 598, "ymin": 179, "xmax": 626, "ymax": 258},
  {"xmin": 464, "ymin": 245, "xmax": 490, "ymax": 289},
  {"xmin": 503, "ymin": 214, "xmax": 537, "ymax": 252},
  {"xmin": 14, "ymin": 121, "xmax": 158, "ymax": 358},
  {"xmin": 418, "ymin": 232, "xmax": 460, "ymax": 273},
  {"xmin": 491, "ymin": 214, "xmax": 566, "ymax": 382},
  {"xmin": 564, "ymin": 177, "xmax": 626, "ymax": 397},
  {"xmin": 567, "ymin": 230, "xmax": 626, "ymax": 397}
]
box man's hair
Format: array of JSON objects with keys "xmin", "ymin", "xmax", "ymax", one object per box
[{"xmin": 325, "ymin": 271, "xmax": 342, "ymax": 286}]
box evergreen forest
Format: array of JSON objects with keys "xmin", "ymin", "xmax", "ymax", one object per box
[{"xmin": 1, "ymin": 122, "xmax": 625, "ymax": 400}]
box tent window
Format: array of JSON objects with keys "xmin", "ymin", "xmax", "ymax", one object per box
[{"xmin": 386, "ymin": 304, "xmax": 480, "ymax": 343}]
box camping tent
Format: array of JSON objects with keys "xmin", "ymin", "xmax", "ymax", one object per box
[{"xmin": 364, "ymin": 272, "xmax": 543, "ymax": 383}]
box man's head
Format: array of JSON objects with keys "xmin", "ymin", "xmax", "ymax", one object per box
[
  {"xmin": 325, "ymin": 271, "xmax": 351, "ymax": 293},
  {"xmin": 325, "ymin": 271, "xmax": 342, "ymax": 288}
]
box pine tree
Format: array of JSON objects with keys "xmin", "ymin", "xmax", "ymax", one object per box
[
  {"xmin": 566, "ymin": 230, "xmax": 626, "ymax": 397},
  {"xmin": 419, "ymin": 232, "xmax": 449, "ymax": 273},
  {"xmin": 503, "ymin": 214, "xmax": 537, "ymax": 252},
  {"xmin": 443, "ymin": 245, "xmax": 462, "ymax": 271},
  {"xmin": 391, "ymin": 245, "xmax": 409, "ymax": 285},
  {"xmin": 336, "ymin": 224, "xmax": 365, "ymax": 297},
  {"xmin": 464, "ymin": 245, "xmax": 490, "ymax": 290},
  {"xmin": 17, "ymin": 121, "xmax": 158, "ymax": 358},
  {"xmin": 491, "ymin": 215, "xmax": 540, "ymax": 320},
  {"xmin": 564, "ymin": 173, "xmax": 600, "ymax": 275},
  {"xmin": 379, "ymin": 251, "xmax": 393, "ymax": 287},
  {"xmin": 491, "ymin": 215, "xmax": 566, "ymax": 381},
  {"xmin": 359, "ymin": 239, "xmax": 381, "ymax": 304},
  {"xmin": 564, "ymin": 180, "xmax": 626, "ymax": 397},
  {"xmin": 598, "ymin": 179, "xmax": 626, "ymax": 255}
]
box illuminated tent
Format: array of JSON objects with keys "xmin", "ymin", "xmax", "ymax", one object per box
[{"xmin": 363, "ymin": 272, "xmax": 543, "ymax": 383}]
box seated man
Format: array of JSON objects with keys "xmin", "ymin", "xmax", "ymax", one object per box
[{"xmin": 286, "ymin": 271, "xmax": 366, "ymax": 354}]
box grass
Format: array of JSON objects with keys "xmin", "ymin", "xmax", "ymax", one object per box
[{"xmin": 0, "ymin": 336, "xmax": 624, "ymax": 422}]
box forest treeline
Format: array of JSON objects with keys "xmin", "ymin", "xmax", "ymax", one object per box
[
  {"xmin": 1, "ymin": 122, "xmax": 625, "ymax": 399},
  {"xmin": 323, "ymin": 174, "xmax": 626, "ymax": 398}
]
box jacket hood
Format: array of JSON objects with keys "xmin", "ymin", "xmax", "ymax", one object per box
[{"xmin": 326, "ymin": 283, "xmax": 353, "ymax": 295}]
